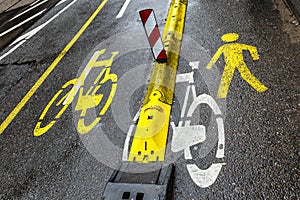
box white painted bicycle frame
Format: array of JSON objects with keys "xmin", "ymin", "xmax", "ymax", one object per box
[
  {"xmin": 171, "ymin": 61, "xmax": 225, "ymax": 188},
  {"xmin": 122, "ymin": 62, "xmax": 225, "ymax": 188}
]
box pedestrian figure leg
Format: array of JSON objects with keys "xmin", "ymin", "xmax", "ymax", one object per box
[
  {"xmin": 238, "ymin": 65, "xmax": 268, "ymax": 92},
  {"xmin": 218, "ymin": 66, "xmax": 235, "ymax": 98}
]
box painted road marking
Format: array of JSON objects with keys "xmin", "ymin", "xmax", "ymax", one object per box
[
  {"xmin": 206, "ymin": 33, "xmax": 268, "ymax": 98},
  {"xmin": 0, "ymin": 0, "xmax": 77, "ymax": 61},
  {"xmin": 31, "ymin": 0, "xmax": 42, "ymax": 6},
  {"xmin": 0, "ymin": 9, "xmax": 46, "ymax": 38},
  {"xmin": 34, "ymin": 49, "xmax": 119, "ymax": 136},
  {"xmin": 9, "ymin": 0, "xmax": 49, "ymax": 22},
  {"xmin": 122, "ymin": 110, "xmax": 140, "ymax": 161},
  {"xmin": 0, "ymin": 0, "xmax": 109, "ymax": 134},
  {"xmin": 0, "ymin": 40, "xmax": 27, "ymax": 61},
  {"xmin": 171, "ymin": 85, "xmax": 225, "ymax": 188},
  {"xmin": 116, "ymin": 0, "xmax": 131, "ymax": 18},
  {"xmin": 171, "ymin": 124, "xmax": 206, "ymax": 152},
  {"xmin": 187, "ymin": 163, "xmax": 226, "ymax": 188},
  {"xmin": 56, "ymin": 0, "xmax": 68, "ymax": 7}
]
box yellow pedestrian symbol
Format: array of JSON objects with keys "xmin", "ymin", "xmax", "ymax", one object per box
[{"xmin": 206, "ymin": 33, "xmax": 268, "ymax": 98}]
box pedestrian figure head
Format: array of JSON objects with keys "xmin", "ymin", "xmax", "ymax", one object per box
[{"xmin": 221, "ymin": 33, "xmax": 239, "ymax": 43}]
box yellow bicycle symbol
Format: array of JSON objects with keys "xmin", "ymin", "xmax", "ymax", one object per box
[{"xmin": 34, "ymin": 49, "xmax": 119, "ymax": 136}]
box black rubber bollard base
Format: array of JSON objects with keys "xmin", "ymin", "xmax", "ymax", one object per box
[{"xmin": 102, "ymin": 162, "xmax": 175, "ymax": 200}]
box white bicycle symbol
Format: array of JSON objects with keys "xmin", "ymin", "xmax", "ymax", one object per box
[
  {"xmin": 171, "ymin": 61, "xmax": 225, "ymax": 188},
  {"xmin": 121, "ymin": 61, "xmax": 225, "ymax": 188}
]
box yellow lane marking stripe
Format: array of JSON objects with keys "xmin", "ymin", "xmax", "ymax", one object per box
[{"xmin": 0, "ymin": 0, "xmax": 109, "ymax": 134}]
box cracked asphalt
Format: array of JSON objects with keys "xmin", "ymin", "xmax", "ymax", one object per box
[{"xmin": 0, "ymin": 0, "xmax": 299, "ymax": 199}]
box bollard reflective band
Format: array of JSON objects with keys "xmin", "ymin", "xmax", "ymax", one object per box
[
  {"xmin": 129, "ymin": 0, "xmax": 188, "ymax": 163},
  {"xmin": 139, "ymin": 9, "xmax": 167, "ymax": 63}
]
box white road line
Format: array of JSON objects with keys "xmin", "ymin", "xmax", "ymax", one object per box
[
  {"xmin": 0, "ymin": 40, "xmax": 26, "ymax": 61},
  {"xmin": 122, "ymin": 110, "xmax": 140, "ymax": 161},
  {"xmin": 116, "ymin": 0, "xmax": 131, "ymax": 18},
  {"xmin": 56, "ymin": 0, "xmax": 68, "ymax": 7},
  {"xmin": 122, "ymin": 124, "xmax": 134, "ymax": 161},
  {"xmin": 0, "ymin": 0, "xmax": 77, "ymax": 61},
  {"xmin": 31, "ymin": 0, "xmax": 42, "ymax": 6},
  {"xmin": 10, "ymin": 0, "xmax": 49, "ymax": 21},
  {"xmin": 0, "ymin": 9, "xmax": 46, "ymax": 38}
]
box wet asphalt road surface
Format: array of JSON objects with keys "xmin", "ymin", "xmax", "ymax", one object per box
[
  {"xmin": 0, "ymin": 0, "xmax": 61, "ymax": 51},
  {"xmin": 0, "ymin": 0, "xmax": 299, "ymax": 199}
]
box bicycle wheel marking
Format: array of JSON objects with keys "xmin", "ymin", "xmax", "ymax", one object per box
[
  {"xmin": 169, "ymin": 61, "xmax": 226, "ymax": 188},
  {"xmin": 34, "ymin": 79, "xmax": 77, "ymax": 136},
  {"xmin": 34, "ymin": 49, "xmax": 119, "ymax": 136},
  {"xmin": 0, "ymin": 0, "xmax": 109, "ymax": 135}
]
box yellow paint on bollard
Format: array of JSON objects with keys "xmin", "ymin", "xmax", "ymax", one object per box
[
  {"xmin": 128, "ymin": 0, "xmax": 188, "ymax": 163},
  {"xmin": 128, "ymin": 91, "xmax": 171, "ymax": 162}
]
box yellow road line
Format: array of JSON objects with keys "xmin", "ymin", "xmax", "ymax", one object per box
[
  {"xmin": 0, "ymin": 0, "xmax": 108, "ymax": 134},
  {"xmin": 128, "ymin": 0, "xmax": 188, "ymax": 163}
]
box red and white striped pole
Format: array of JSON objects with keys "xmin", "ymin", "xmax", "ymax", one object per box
[{"xmin": 139, "ymin": 9, "xmax": 167, "ymax": 63}]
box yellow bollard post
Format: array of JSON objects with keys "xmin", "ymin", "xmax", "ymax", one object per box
[{"xmin": 128, "ymin": 0, "xmax": 188, "ymax": 163}]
